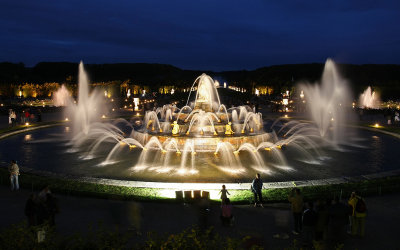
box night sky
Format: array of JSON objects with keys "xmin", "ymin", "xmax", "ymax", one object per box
[{"xmin": 1, "ymin": 0, "xmax": 399, "ymax": 71}]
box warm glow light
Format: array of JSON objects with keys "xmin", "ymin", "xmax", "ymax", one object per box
[
  {"xmin": 177, "ymin": 169, "xmax": 187, "ymax": 175},
  {"xmin": 374, "ymin": 123, "xmax": 380, "ymax": 128},
  {"xmin": 129, "ymin": 145, "xmax": 137, "ymax": 149},
  {"xmin": 102, "ymin": 115, "xmax": 106, "ymax": 119},
  {"xmin": 189, "ymin": 169, "xmax": 199, "ymax": 175},
  {"xmin": 284, "ymin": 114, "xmax": 288, "ymax": 118},
  {"xmin": 265, "ymin": 147, "xmax": 271, "ymax": 151},
  {"xmin": 25, "ymin": 122, "xmax": 29, "ymax": 126},
  {"xmin": 65, "ymin": 118, "xmax": 69, "ymax": 121}
]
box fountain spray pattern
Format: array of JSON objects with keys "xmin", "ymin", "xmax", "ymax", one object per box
[
  {"xmin": 62, "ymin": 60, "xmax": 355, "ymax": 180},
  {"xmin": 359, "ymin": 86, "xmax": 380, "ymax": 109}
]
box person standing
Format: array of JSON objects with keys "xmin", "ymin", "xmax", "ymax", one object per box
[
  {"xmin": 220, "ymin": 198, "xmax": 234, "ymax": 226},
  {"xmin": 219, "ymin": 185, "xmax": 230, "ymax": 204},
  {"xmin": 8, "ymin": 160, "xmax": 20, "ymax": 191},
  {"xmin": 328, "ymin": 197, "xmax": 349, "ymax": 244},
  {"xmin": 24, "ymin": 110, "xmax": 30, "ymax": 123},
  {"xmin": 348, "ymin": 191, "xmax": 367, "ymax": 237},
  {"xmin": 25, "ymin": 194, "xmax": 38, "ymax": 227},
  {"xmin": 288, "ymin": 188, "xmax": 304, "ymax": 235},
  {"xmin": 251, "ymin": 173, "xmax": 263, "ymax": 207},
  {"xmin": 302, "ymin": 201, "xmax": 317, "ymax": 248},
  {"xmin": 8, "ymin": 109, "xmax": 12, "ymax": 127},
  {"xmin": 11, "ymin": 111, "xmax": 17, "ymax": 126}
]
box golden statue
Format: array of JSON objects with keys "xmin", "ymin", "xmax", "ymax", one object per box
[
  {"xmin": 225, "ymin": 122, "xmax": 234, "ymax": 135},
  {"xmin": 171, "ymin": 121, "xmax": 180, "ymax": 135}
]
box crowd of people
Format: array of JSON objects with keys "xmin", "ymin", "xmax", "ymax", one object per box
[
  {"xmin": 287, "ymin": 188, "xmax": 367, "ymax": 248},
  {"xmin": 8, "ymin": 108, "xmax": 42, "ymax": 127},
  {"xmin": 10, "ymin": 160, "xmax": 367, "ymax": 247},
  {"xmin": 217, "ymin": 173, "xmax": 368, "ymax": 248}
]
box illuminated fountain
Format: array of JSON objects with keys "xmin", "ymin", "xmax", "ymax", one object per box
[
  {"xmin": 359, "ymin": 86, "xmax": 380, "ymax": 109},
  {"xmin": 56, "ymin": 60, "xmax": 361, "ymax": 182},
  {"xmin": 53, "ymin": 85, "xmax": 71, "ymax": 107},
  {"xmin": 299, "ymin": 59, "xmax": 353, "ymax": 145}
]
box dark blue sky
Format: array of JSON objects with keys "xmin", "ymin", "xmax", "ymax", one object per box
[{"xmin": 1, "ymin": 0, "xmax": 399, "ymax": 71}]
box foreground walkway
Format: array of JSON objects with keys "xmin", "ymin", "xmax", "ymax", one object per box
[{"xmin": 1, "ymin": 186, "xmax": 399, "ymax": 249}]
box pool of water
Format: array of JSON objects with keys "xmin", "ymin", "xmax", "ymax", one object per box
[{"xmin": 0, "ymin": 125, "xmax": 399, "ymax": 183}]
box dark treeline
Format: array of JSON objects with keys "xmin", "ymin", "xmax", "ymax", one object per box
[{"xmin": 0, "ymin": 62, "xmax": 399, "ymax": 99}]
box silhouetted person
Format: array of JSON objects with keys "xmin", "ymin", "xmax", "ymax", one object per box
[
  {"xmin": 315, "ymin": 199, "xmax": 329, "ymax": 242},
  {"xmin": 302, "ymin": 201, "xmax": 317, "ymax": 248},
  {"xmin": 25, "ymin": 193, "xmax": 38, "ymax": 227},
  {"xmin": 219, "ymin": 185, "xmax": 230, "ymax": 204},
  {"xmin": 328, "ymin": 197, "xmax": 349, "ymax": 245},
  {"xmin": 220, "ymin": 198, "xmax": 234, "ymax": 226},
  {"xmin": 251, "ymin": 173, "xmax": 263, "ymax": 207},
  {"xmin": 45, "ymin": 193, "xmax": 59, "ymax": 227},
  {"xmin": 197, "ymin": 196, "xmax": 210, "ymax": 231}
]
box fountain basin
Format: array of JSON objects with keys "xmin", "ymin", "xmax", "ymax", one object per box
[{"xmin": 1, "ymin": 124, "xmax": 400, "ymax": 184}]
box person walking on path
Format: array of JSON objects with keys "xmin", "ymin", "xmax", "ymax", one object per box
[
  {"xmin": 251, "ymin": 173, "xmax": 263, "ymax": 207},
  {"xmin": 288, "ymin": 188, "xmax": 304, "ymax": 235},
  {"xmin": 348, "ymin": 191, "xmax": 367, "ymax": 237},
  {"xmin": 8, "ymin": 160, "xmax": 20, "ymax": 191},
  {"xmin": 219, "ymin": 185, "xmax": 230, "ymax": 204}
]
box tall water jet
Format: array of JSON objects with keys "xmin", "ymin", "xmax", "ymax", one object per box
[
  {"xmin": 299, "ymin": 59, "xmax": 353, "ymax": 145},
  {"xmin": 53, "ymin": 85, "xmax": 71, "ymax": 107},
  {"xmin": 359, "ymin": 86, "xmax": 380, "ymax": 109},
  {"xmin": 66, "ymin": 62, "xmax": 105, "ymax": 137}
]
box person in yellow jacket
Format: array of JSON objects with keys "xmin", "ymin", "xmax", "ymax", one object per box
[
  {"xmin": 348, "ymin": 191, "xmax": 367, "ymax": 237},
  {"xmin": 288, "ymin": 188, "xmax": 304, "ymax": 234}
]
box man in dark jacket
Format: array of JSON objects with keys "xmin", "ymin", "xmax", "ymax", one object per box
[
  {"xmin": 302, "ymin": 201, "xmax": 317, "ymax": 247},
  {"xmin": 328, "ymin": 197, "xmax": 349, "ymax": 244},
  {"xmin": 251, "ymin": 173, "xmax": 263, "ymax": 207}
]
